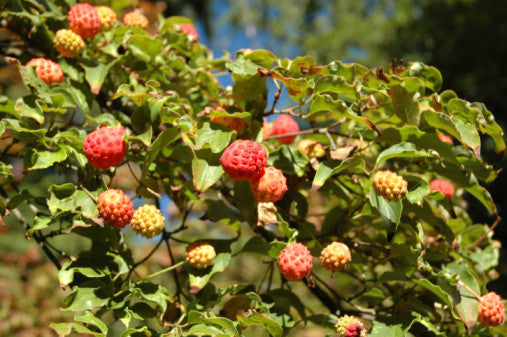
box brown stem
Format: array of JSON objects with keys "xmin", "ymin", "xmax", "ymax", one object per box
[{"xmin": 465, "ymin": 215, "xmax": 501, "ymax": 249}]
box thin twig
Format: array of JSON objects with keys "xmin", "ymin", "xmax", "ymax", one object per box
[
  {"xmin": 126, "ymin": 161, "xmax": 162, "ymax": 199},
  {"xmin": 466, "ymin": 215, "xmax": 501, "ymax": 249}
]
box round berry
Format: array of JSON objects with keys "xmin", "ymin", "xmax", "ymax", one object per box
[
  {"xmin": 54, "ymin": 29, "xmax": 86, "ymax": 58},
  {"xmin": 95, "ymin": 6, "xmax": 117, "ymax": 30},
  {"xmin": 250, "ymin": 166, "xmax": 287, "ymax": 203},
  {"xmin": 297, "ymin": 139, "xmax": 325, "ymax": 159},
  {"xmin": 26, "ymin": 58, "xmax": 63, "ymax": 85},
  {"xmin": 123, "ymin": 11, "xmax": 149, "ymax": 29},
  {"xmin": 220, "ymin": 140, "xmax": 267, "ymax": 181},
  {"xmin": 277, "ymin": 243, "xmax": 313, "ymax": 281},
  {"xmin": 478, "ymin": 291, "xmax": 505, "ymax": 327},
  {"xmin": 320, "ymin": 242, "xmax": 351, "ymax": 272},
  {"xmin": 186, "ymin": 242, "xmax": 216, "ymax": 269},
  {"xmin": 438, "ymin": 134, "xmax": 453, "ymax": 144},
  {"xmin": 130, "ymin": 205, "xmax": 165, "ymax": 238},
  {"xmin": 97, "ymin": 189, "xmax": 133, "ymax": 229},
  {"xmin": 372, "ymin": 170, "xmax": 408, "ymax": 202},
  {"xmin": 180, "ymin": 23, "xmax": 199, "ymax": 41},
  {"xmin": 335, "ymin": 315, "xmax": 367, "ymax": 337},
  {"xmin": 68, "ymin": 3, "xmax": 102, "ymax": 39},
  {"xmin": 83, "ymin": 126, "xmax": 127, "ymax": 170},
  {"xmin": 429, "ymin": 179, "xmax": 455, "ymax": 199},
  {"xmin": 272, "ymin": 115, "xmax": 300, "ymax": 144}
]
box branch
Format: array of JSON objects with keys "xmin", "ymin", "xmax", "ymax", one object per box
[{"xmin": 466, "ymin": 214, "xmax": 501, "ymax": 249}]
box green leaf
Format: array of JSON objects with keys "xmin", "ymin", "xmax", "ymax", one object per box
[
  {"xmin": 74, "ymin": 311, "xmax": 108, "ymax": 334},
  {"xmin": 81, "ymin": 58, "xmax": 118, "ymax": 94},
  {"xmin": 233, "ymin": 180, "xmax": 257, "ymax": 226},
  {"xmin": 307, "ymin": 314, "xmax": 338, "ymax": 331},
  {"xmin": 369, "ymin": 187, "xmax": 402, "ymax": 232},
  {"xmin": 192, "ymin": 149, "xmax": 224, "ymax": 193},
  {"xmin": 312, "ymin": 157, "xmax": 365, "ymax": 190},
  {"xmin": 308, "ymin": 94, "xmax": 379, "ymax": 133},
  {"xmin": 374, "ymin": 142, "xmax": 432, "ymax": 170},
  {"xmin": 390, "ymin": 82, "xmax": 421, "ymax": 125},
  {"xmin": 188, "ymin": 252, "xmax": 231, "ymax": 293},
  {"xmin": 64, "ymin": 280, "xmax": 113, "ymax": 311},
  {"xmin": 442, "ymin": 263, "xmax": 480, "ymax": 331},
  {"xmin": 404, "ymin": 62, "xmax": 443, "ymax": 92},
  {"xmin": 50, "ymin": 322, "xmax": 106, "ymax": 337},
  {"xmin": 369, "ymin": 320, "xmax": 405, "ymax": 337},
  {"xmin": 237, "ymin": 311, "xmax": 283, "ymax": 337},
  {"xmin": 193, "ymin": 122, "xmax": 233, "ymax": 153},
  {"xmin": 267, "ymin": 145, "xmax": 309, "ymax": 177},
  {"xmin": 132, "ymin": 281, "xmax": 172, "ymax": 312},
  {"xmin": 404, "ymin": 174, "xmax": 430, "ymax": 205},
  {"xmin": 29, "ymin": 146, "xmax": 68, "ymax": 170}
]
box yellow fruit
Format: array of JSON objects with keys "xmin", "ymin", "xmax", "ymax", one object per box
[
  {"xmin": 297, "ymin": 139, "xmax": 326, "ymax": 159},
  {"xmin": 335, "ymin": 315, "xmax": 367, "ymax": 337},
  {"xmin": 130, "ymin": 205, "xmax": 165, "ymax": 238},
  {"xmin": 53, "ymin": 29, "xmax": 85, "ymax": 58},
  {"xmin": 123, "ymin": 11, "xmax": 148, "ymax": 29},
  {"xmin": 95, "ymin": 6, "xmax": 117, "ymax": 30},
  {"xmin": 320, "ymin": 242, "xmax": 351, "ymax": 272},
  {"xmin": 372, "ymin": 170, "xmax": 407, "ymax": 202},
  {"xmin": 186, "ymin": 242, "xmax": 216, "ymax": 269}
]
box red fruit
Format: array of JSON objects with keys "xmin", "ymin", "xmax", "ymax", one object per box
[
  {"xmin": 272, "ymin": 115, "xmax": 300, "ymax": 144},
  {"xmin": 277, "ymin": 243, "xmax": 313, "ymax": 281},
  {"xmin": 68, "ymin": 3, "xmax": 102, "ymax": 39},
  {"xmin": 26, "ymin": 58, "xmax": 63, "ymax": 85},
  {"xmin": 83, "ymin": 126, "xmax": 127, "ymax": 170},
  {"xmin": 97, "ymin": 189, "xmax": 133, "ymax": 228},
  {"xmin": 180, "ymin": 23, "xmax": 199, "ymax": 41},
  {"xmin": 429, "ymin": 179, "xmax": 455, "ymax": 199},
  {"xmin": 438, "ymin": 134, "xmax": 453, "ymax": 144},
  {"xmin": 478, "ymin": 291, "xmax": 505, "ymax": 327},
  {"xmin": 220, "ymin": 140, "xmax": 267, "ymax": 181},
  {"xmin": 344, "ymin": 324, "xmax": 364, "ymax": 337},
  {"xmin": 250, "ymin": 166, "xmax": 287, "ymax": 203}
]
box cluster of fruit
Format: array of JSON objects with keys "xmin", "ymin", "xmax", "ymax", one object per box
[
  {"xmin": 25, "ymin": 3, "xmax": 197, "ymax": 85},
  {"xmin": 83, "ymin": 126, "xmax": 214, "ymax": 269},
  {"xmin": 216, "ymin": 113, "xmax": 503, "ymax": 334}
]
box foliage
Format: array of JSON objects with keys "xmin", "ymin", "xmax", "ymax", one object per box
[{"xmin": 0, "ymin": 1, "xmax": 506, "ymax": 336}]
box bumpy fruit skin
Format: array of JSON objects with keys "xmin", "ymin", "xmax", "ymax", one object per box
[
  {"xmin": 83, "ymin": 126, "xmax": 127, "ymax": 170},
  {"xmin": 320, "ymin": 242, "xmax": 351, "ymax": 272},
  {"xmin": 429, "ymin": 179, "xmax": 455, "ymax": 199},
  {"xmin": 186, "ymin": 242, "xmax": 216, "ymax": 269},
  {"xmin": 95, "ymin": 6, "xmax": 117, "ymax": 30},
  {"xmin": 277, "ymin": 243, "xmax": 313, "ymax": 281},
  {"xmin": 272, "ymin": 115, "xmax": 300, "ymax": 144},
  {"xmin": 372, "ymin": 170, "xmax": 408, "ymax": 202},
  {"xmin": 478, "ymin": 291, "xmax": 505, "ymax": 327},
  {"xmin": 97, "ymin": 189, "xmax": 133, "ymax": 229},
  {"xmin": 123, "ymin": 11, "xmax": 148, "ymax": 29},
  {"xmin": 336, "ymin": 315, "xmax": 367, "ymax": 337},
  {"xmin": 68, "ymin": 3, "xmax": 102, "ymax": 38},
  {"xmin": 262, "ymin": 121, "xmax": 274, "ymax": 139},
  {"xmin": 130, "ymin": 205, "xmax": 166, "ymax": 238},
  {"xmin": 438, "ymin": 134, "xmax": 453, "ymax": 144},
  {"xmin": 297, "ymin": 139, "xmax": 325, "ymax": 159},
  {"xmin": 54, "ymin": 29, "xmax": 86, "ymax": 58},
  {"xmin": 180, "ymin": 23, "xmax": 199, "ymax": 41},
  {"xmin": 250, "ymin": 166, "xmax": 287, "ymax": 203},
  {"xmin": 26, "ymin": 58, "xmax": 63, "ymax": 85},
  {"xmin": 220, "ymin": 140, "xmax": 267, "ymax": 181}
]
